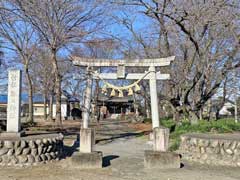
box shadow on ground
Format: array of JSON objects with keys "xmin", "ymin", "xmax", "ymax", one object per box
[
  {"xmin": 62, "ymin": 134, "xmax": 80, "ymax": 158},
  {"xmin": 102, "ymin": 155, "xmax": 120, "ymax": 167},
  {"xmin": 96, "ymin": 131, "xmax": 151, "ymax": 144}
]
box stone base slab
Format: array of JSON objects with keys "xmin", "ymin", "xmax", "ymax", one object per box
[
  {"xmin": 144, "ymin": 150, "xmax": 181, "ymax": 169},
  {"xmin": 0, "ymin": 131, "xmax": 25, "ymax": 138},
  {"xmin": 71, "ymin": 151, "xmax": 102, "ymax": 169}
]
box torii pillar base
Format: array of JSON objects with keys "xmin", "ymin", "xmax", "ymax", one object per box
[
  {"xmin": 71, "ymin": 151, "xmax": 103, "ymax": 169},
  {"xmin": 144, "ymin": 150, "xmax": 181, "ymax": 169},
  {"xmin": 71, "ymin": 128, "xmax": 102, "ymax": 169},
  {"xmin": 144, "ymin": 127, "xmax": 181, "ymax": 169}
]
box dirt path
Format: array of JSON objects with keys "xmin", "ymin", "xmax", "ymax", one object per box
[{"xmin": 0, "ymin": 120, "xmax": 240, "ymax": 180}]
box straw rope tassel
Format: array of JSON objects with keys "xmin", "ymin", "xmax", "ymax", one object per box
[
  {"xmin": 110, "ymin": 89, "xmax": 116, "ymax": 97},
  {"xmin": 128, "ymin": 87, "xmax": 133, "ymax": 96},
  {"xmin": 118, "ymin": 90, "xmax": 123, "ymax": 97},
  {"xmin": 96, "ymin": 70, "xmax": 152, "ymax": 96},
  {"xmin": 134, "ymin": 83, "xmax": 141, "ymax": 92}
]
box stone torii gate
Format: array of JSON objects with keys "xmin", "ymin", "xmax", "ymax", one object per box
[
  {"xmin": 70, "ymin": 56, "xmax": 179, "ymax": 169},
  {"xmin": 72, "ymin": 56, "xmax": 175, "ymax": 129}
]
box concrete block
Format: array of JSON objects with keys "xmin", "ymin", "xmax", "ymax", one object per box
[
  {"xmin": 0, "ymin": 131, "xmax": 25, "ymax": 138},
  {"xmin": 80, "ymin": 128, "xmax": 94, "ymax": 153},
  {"xmin": 144, "ymin": 150, "xmax": 181, "ymax": 169},
  {"xmin": 71, "ymin": 151, "xmax": 102, "ymax": 169},
  {"xmin": 153, "ymin": 127, "xmax": 169, "ymax": 152}
]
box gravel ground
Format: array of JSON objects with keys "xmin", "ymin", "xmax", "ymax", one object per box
[{"xmin": 0, "ymin": 120, "xmax": 240, "ymax": 180}]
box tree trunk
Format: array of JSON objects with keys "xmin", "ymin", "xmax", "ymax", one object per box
[
  {"xmin": 144, "ymin": 97, "xmax": 150, "ymax": 118},
  {"xmin": 216, "ymin": 110, "xmax": 220, "ymax": 120},
  {"xmin": 48, "ymin": 91, "xmax": 53, "ymax": 121},
  {"xmin": 43, "ymin": 90, "xmax": 47, "ymax": 121},
  {"xmin": 235, "ymin": 101, "xmax": 238, "ymax": 123},
  {"xmin": 51, "ymin": 48, "xmax": 62, "ymax": 127},
  {"xmin": 94, "ymin": 79, "xmax": 99, "ymax": 118},
  {"xmin": 173, "ymin": 110, "xmax": 180, "ymax": 123},
  {"xmin": 189, "ymin": 111, "xmax": 199, "ymax": 125},
  {"xmin": 199, "ymin": 108, "xmax": 203, "ymax": 120},
  {"xmin": 169, "ymin": 103, "xmax": 180, "ymax": 123},
  {"xmin": 25, "ymin": 64, "xmax": 33, "ymax": 124}
]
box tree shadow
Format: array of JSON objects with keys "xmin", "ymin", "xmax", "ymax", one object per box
[
  {"xmin": 102, "ymin": 155, "xmax": 119, "ymax": 167},
  {"xmin": 180, "ymin": 162, "xmax": 184, "ymax": 168},
  {"xmin": 62, "ymin": 134, "xmax": 79, "ymax": 158},
  {"xmin": 96, "ymin": 131, "xmax": 150, "ymax": 144}
]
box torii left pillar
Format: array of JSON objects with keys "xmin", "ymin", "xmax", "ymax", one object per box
[
  {"xmin": 72, "ymin": 67, "xmax": 102, "ymax": 169},
  {"xmin": 80, "ymin": 67, "xmax": 94, "ymax": 153},
  {"xmin": 149, "ymin": 66, "xmax": 160, "ymax": 129}
]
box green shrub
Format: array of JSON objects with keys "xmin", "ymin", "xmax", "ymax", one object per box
[{"xmin": 143, "ymin": 118, "xmax": 152, "ymax": 124}]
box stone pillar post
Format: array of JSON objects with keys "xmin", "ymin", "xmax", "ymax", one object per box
[
  {"xmin": 149, "ymin": 66, "xmax": 160, "ymax": 129},
  {"xmin": 153, "ymin": 127, "xmax": 169, "ymax": 152},
  {"xmin": 80, "ymin": 128, "xmax": 94, "ymax": 153},
  {"xmin": 82, "ymin": 67, "xmax": 93, "ymax": 129}
]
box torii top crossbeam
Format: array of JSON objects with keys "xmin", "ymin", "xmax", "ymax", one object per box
[{"xmin": 71, "ymin": 56, "xmax": 175, "ymax": 67}]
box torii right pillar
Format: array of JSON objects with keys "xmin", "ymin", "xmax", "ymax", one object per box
[
  {"xmin": 149, "ymin": 66, "xmax": 160, "ymax": 129},
  {"xmin": 145, "ymin": 68, "xmax": 181, "ymax": 169}
]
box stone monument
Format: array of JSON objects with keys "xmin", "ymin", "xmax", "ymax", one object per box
[
  {"xmin": 0, "ymin": 69, "xmax": 64, "ymax": 166},
  {"xmin": 0, "ymin": 69, "xmax": 24, "ymax": 137}
]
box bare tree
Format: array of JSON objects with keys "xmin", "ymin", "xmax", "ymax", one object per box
[
  {"xmin": 12, "ymin": 0, "xmax": 108, "ymax": 126},
  {"xmin": 0, "ymin": 4, "xmax": 38, "ymax": 123},
  {"xmin": 0, "ymin": 48, "xmax": 6, "ymax": 93},
  {"xmin": 30, "ymin": 47, "xmax": 55, "ymax": 121},
  {"xmin": 113, "ymin": 0, "xmax": 240, "ymax": 123}
]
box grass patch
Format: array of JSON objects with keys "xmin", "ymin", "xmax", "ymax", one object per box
[{"xmin": 159, "ymin": 118, "xmax": 240, "ymax": 151}]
